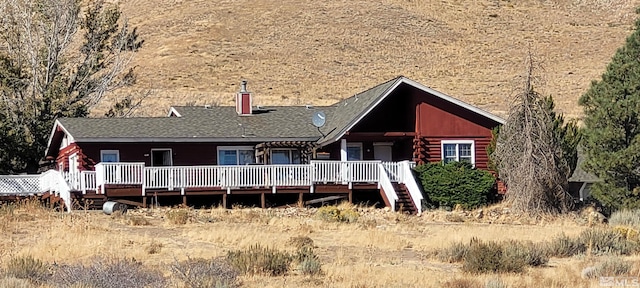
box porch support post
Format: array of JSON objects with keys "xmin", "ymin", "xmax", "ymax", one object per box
[
  {"xmin": 142, "ymin": 196, "xmax": 147, "ymax": 208},
  {"xmin": 182, "ymin": 195, "xmax": 187, "ymax": 206},
  {"xmin": 348, "ymin": 190, "xmax": 353, "ymax": 204},
  {"xmin": 298, "ymin": 192, "xmax": 304, "ymax": 208},
  {"xmin": 261, "ymin": 193, "xmax": 266, "ymax": 209},
  {"xmin": 222, "ymin": 193, "xmax": 227, "ymax": 209},
  {"xmin": 340, "ymin": 139, "xmax": 348, "ymax": 161}
]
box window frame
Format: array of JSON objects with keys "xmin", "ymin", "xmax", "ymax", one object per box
[
  {"xmin": 100, "ymin": 150, "xmax": 120, "ymax": 163},
  {"xmin": 440, "ymin": 140, "xmax": 475, "ymax": 166},
  {"xmin": 217, "ymin": 146, "xmax": 255, "ymax": 165}
]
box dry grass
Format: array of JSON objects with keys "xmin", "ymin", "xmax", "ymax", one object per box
[
  {"xmin": 0, "ymin": 202, "xmax": 638, "ymax": 287},
  {"xmin": 93, "ymin": 0, "xmax": 640, "ymax": 120}
]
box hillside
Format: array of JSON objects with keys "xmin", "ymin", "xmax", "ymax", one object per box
[{"xmin": 103, "ymin": 0, "xmax": 640, "ymax": 119}]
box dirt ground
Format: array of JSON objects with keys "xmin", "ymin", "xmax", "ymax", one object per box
[{"xmin": 1, "ymin": 202, "xmax": 636, "ymax": 287}]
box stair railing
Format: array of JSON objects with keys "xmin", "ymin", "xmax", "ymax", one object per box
[
  {"xmin": 399, "ymin": 161, "xmax": 423, "ymax": 214},
  {"xmin": 378, "ymin": 163, "xmax": 398, "ymax": 211}
]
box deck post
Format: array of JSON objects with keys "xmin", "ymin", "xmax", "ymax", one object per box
[
  {"xmin": 298, "ymin": 192, "xmax": 303, "ymax": 208},
  {"xmin": 261, "ymin": 193, "xmax": 266, "ymax": 209},
  {"xmin": 182, "ymin": 195, "xmax": 187, "ymax": 206},
  {"xmin": 142, "ymin": 196, "xmax": 147, "ymax": 208},
  {"xmin": 348, "ymin": 190, "xmax": 353, "ymax": 204},
  {"xmin": 222, "ymin": 193, "xmax": 227, "ymax": 209}
]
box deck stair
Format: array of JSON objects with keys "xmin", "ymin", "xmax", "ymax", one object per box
[
  {"xmin": 393, "ymin": 183, "xmax": 418, "ymax": 214},
  {"xmin": 0, "ymin": 171, "xmax": 72, "ymax": 212}
]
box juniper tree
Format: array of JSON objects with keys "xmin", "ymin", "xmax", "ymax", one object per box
[
  {"xmin": 0, "ymin": 0, "xmax": 143, "ymax": 173},
  {"xmin": 492, "ymin": 56, "xmax": 575, "ymax": 214},
  {"xmin": 579, "ymin": 9, "xmax": 640, "ymax": 211}
]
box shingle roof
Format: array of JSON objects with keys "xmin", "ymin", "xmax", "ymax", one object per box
[
  {"xmin": 318, "ymin": 77, "xmax": 399, "ymax": 144},
  {"xmin": 569, "ymin": 147, "xmax": 600, "ymax": 183},
  {"xmin": 58, "ymin": 106, "xmax": 325, "ymax": 141}
]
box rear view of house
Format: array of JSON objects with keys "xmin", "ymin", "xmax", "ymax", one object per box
[{"xmin": 33, "ymin": 76, "xmax": 505, "ymax": 213}]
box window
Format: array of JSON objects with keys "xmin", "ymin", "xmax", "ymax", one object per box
[
  {"xmin": 217, "ymin": 146, "xmax": 255, "ymax": 165},
  {"xmin": 271, "ymin": 149, "xmax": 301, "ymax": 164},
  {"xmin": 100, "ymin": 150, "xmax": 120, "ymax": 162},
  {"xmin": 347, "ymin": 143, "xmax": 363, "ymax": 161},
  {"xmin": 441, "ymin": 140, "xmax": 474, "ymax": 165}
]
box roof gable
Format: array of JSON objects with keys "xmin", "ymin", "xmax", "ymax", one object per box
[{"xmin": 317, "ymin": 76, "xmax": 505, "ymax": 145}]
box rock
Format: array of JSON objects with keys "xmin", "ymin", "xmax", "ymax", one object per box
[{"xmin": 475, "ymin": 209, "xmax": 484, "ymax": 219}]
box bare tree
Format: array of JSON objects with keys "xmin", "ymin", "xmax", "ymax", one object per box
[
  {"xmin": 492, "ymin": 54, "xmax": 573, "ymax": 215},
  {"xmin": 0, "ymin": 0, "xmax": 143, "ymax": 173}
]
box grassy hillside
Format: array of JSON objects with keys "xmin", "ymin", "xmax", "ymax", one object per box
[{"xmin": 104, "ymin": 0, "xmax": 640, "ymax": 119}]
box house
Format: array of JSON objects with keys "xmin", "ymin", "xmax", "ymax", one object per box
[
  {"xmin": 568, "ymin": 148, "xmax": 600, "ymax": 201},
  {"xmin": 41, "ymin": 76, "xmax": 504, "ymax": 213}
]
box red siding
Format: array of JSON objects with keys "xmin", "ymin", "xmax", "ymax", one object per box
[{"xmin": 56, "ymin": 143, "xmax": 94, "ymax": 172}]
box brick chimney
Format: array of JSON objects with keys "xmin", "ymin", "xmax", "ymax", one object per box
[{"xmin": 236, "ymin": 80, "xmax": 252, "ymax": 116}]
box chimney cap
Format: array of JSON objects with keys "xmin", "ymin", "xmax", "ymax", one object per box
[{"xmin": 240, "ymin": 80, "xmax": 248, "ymax": 93}]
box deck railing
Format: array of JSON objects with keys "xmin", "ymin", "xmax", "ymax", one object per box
[
  {"xmin": 39, "ymin": 170, "xmax": 72, "ymax": 212},
  {"xmin": 95, "ymin": 162, "xmax": 145, "ymax": 194},
  {"xmin": 399, "ymin": 161, "xmax": 423, "ymax": 214},
  {"xmin": 80, "ymin": 171, "xmax": 97, "ymax": 194}
]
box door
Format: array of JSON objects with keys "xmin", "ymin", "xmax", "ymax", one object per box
[
  {"xmin": 374, "ymin": 143, "xmax": 393, "ymax": 162},
  {"xmin": 151, "ymin": 149, "xmax": 173, "ymax": 166}
]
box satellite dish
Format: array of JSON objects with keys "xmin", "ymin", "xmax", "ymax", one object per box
[{"xmin": 312, "ymin": 111, "xmax": 326, "ymax": 128}]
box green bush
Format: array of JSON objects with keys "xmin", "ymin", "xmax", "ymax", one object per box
[
  {"xmin": 3, "ymin": 255, "xmax": 49, "ymax": 284},
  {"xmin": 316, "ymin": 206, "xmax": 359, "ymax": 223},
  {"xmin": 414, "ymin": 162, "xmax": 496, "ymax": 210},
  {"xmin": 226, "ymin": 244, "xmax": 292, "ymax": 276}
]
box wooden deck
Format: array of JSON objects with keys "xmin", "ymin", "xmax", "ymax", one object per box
[{"xmin": 0, "ymin": 160, "xmax": 424, "ymax": 214}]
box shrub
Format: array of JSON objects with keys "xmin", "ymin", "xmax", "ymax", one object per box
[
  {"xmin": 3, "ymin": 255, "xmax": 49, "ymax": 284},
  {"xmin": 609, "ymin": 209, "xmax": 640, "ymax": 229},
  {"xmin": 577, "ymin": 228, "xmax": 638, "ymax": 255},
  {"xmin": 316, "ymin": 205, "xmax": 359, "ymax": 223},
  {"xmin": 0, "ymin": 277, "xmax": 33, "ymax": 288},
  {"xmin": 502, "ymin": 240, "xmax": 548, "ymax": 267},
  {"xmin": 287, "ymin": 236, "xmax": 314, "ymax": 250},
  {"xmin": 166, "ymin": 209, "xmax": 190, "ymax": 225},
  {"xmin": 126, "ymin": 215, "xmax": 150, "ymax": 226},
  {"xmin": 49, "ymin": 257, "xmax": 166, "ymax": 288},
  {"xmin": 594, "ymin": 257, "xmax": 632, "ymax": 277},
  {"xmin": 414, "ymin": 162, "xmax": 496, "ymax": 210},
  {"xmin": 226, "ymin": 244, "xmax": 292, "ymax": 276},
  {"xmin": 170, "ymin": 257, "xmax": 239, "ymax": 288},
  {"xmin": 441, "ymin": 277, "xmax": 483, "ymax": 288},
  {"xmin": 582, "ymin": 257, "xmax": 633, "ymax": 279},
  {"xmin": 145, "ymin": 241, "xmax": 163, "ymax": 254},
  {"xmin": 462, "ymin": 239, "xmax": 526, "ymax": 274},
  {"xmin": 485, "ymin": 278, "xmax": 508, "ymax": 288},
  {"xmin": 294, "ymin": 246, "xmax": 322, "ymax": 276},
  {"xmin": 546, "ymin": 234, "xmax": 586, "ymax": 257},
  {"xmin": 435, "ymin": 242, "xmax": 469, "ymax": 263}
]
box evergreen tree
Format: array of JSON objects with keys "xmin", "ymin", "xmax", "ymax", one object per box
[
  {"xmin": 0, "ymin": 0, "xmax": 143, "ymax": 173},
  {"xmin": 579, "ymin": 9, "xmax": 640, "ymax": 211}
]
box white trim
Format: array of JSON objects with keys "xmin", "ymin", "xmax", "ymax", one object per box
[
  {"xmin": 441, "ymin": 140, "xmax": 475, "ymax": 165},
  {"xmin": 168, "ymin": 107, "xmax": 182, "ymax": 117},
  {"xmin": 340, "ymin": 139, "xmax": 347, "ymax": 161},
  {"xmin": 217, "ymin": 146, "xmax": 255, "ymax": 165},
  {"xmin": 151, "ymin": 148, "xmax": 173, "ymax": 166},
  {"xmin": 324, "ymin": 77, "xmax": 505, "ymax": 145},
  {"xmin": 100, "ymin": 150, "xmax": 120, "ymax": 162},
  {"xmin": 45, "ymin": 120, "xmax": 76, "ymax": 156},
  {"xmin": 347, "ymin": 142, "xmax": 363, "ymax": 161}
]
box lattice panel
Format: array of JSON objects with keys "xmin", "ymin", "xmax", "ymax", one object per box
[{"xmin": 0, "ymin": 176, "xmax": 41, "ymax": 195}]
